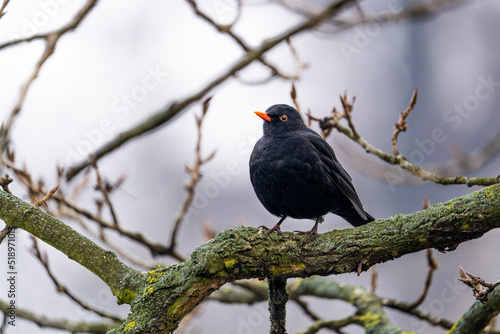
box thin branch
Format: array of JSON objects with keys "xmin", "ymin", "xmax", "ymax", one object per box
[
  {"xmin": 0, "ymin": 226, "xmax": 9, "ymax": 245},
  {"xmin": 339, "ymin": 91, "xmax": 359, "ymax": 139},
  {"xmin": 399, "ymin": 249, "xmax": 439, "ymax": 311},
  {"xmin": 65, "ymin": 0, "xmax": 356, "ymax": 181},
  {"xmin": 459, "ymin": 267, "xmax": 500, "ymax": 303},
  {"xmin": 0, "ymin": 299, "xmax": 119, "ymax": 333},
  {"xmin": 370, "ymin": 264, "xmax": 378, "ymax": 294},
  {"xmin": 300, "ymin": 315, "xmax": 362, "ymax": 334},
  {"xmin": 0, "ymin": 174, "xmax": 12, "ymax": 193},
  {"xmin": 34, "ymin": 184, "xmax": 59, "ymax": 208},
  {"xmin": 93, "ymin": 163, "xmax": 120, "ymax": 226},
  {"xmin": 169, "ymin": 97, "xmax": 215, "ymax": 252},
  {"xmin": 30, "ymin": 237, "xmax": 124, "ymax": 322},
  {"xmin": 292, "ymin": 297, "xmax": 321, "ymax": 322},
  {"xmin": 435, "ymin": 130, "xmax": 500, "ymax": 176},
  {"xmin": 186, "ymin": 0, "xmax": 303, "ymax": 81},
  {"xmin": 383, "ymin": 298, "xmax": 456, "ymax": 329},
  {"xmin": 392, "ymin": 89, "xmax": 418, "ymax": 156},
  {"xmin": 291, "ymin": 82, "xmax": 302, "ymax": 116},
  {"xmin": 0, "ymin": 0, "xmax": 9, "ymax": 19}
]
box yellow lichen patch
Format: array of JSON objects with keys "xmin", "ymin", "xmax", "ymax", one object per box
[
  {"xmin": 147, "ymin": 269, "xmax": 164, "ymax": 284},
  {"xmin": 124, "ymin": 321, "xmax": 136, "ymax": 331},
  {"xmin": 270, "ymin": 263, "xmax": 306, "ymax": 276},
  {"xmin": 143, "ymin": 286, "xmax": 154, "ymax": 296},
  {"xmin": 359, "ymin": 312, "xmax": 381, "ymax": 328},
  {"xmin": 224, "ymin": 258, "xmax": 237, "ymax": 269},
  {"xmin": 485, "ymin": 186, "xmax": 497, "ymax": 200}
]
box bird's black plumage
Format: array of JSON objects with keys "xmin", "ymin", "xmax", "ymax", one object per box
[{"xmin": 249, "ymin": 104, "xmax": 374, "ymax": 240}]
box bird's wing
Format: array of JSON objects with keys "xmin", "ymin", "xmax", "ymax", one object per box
[{"xmin": 304, "ymin": 130, "xmax": 367, "ymax": 220}]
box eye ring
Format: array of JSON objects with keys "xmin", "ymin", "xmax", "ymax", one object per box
[{"xmin": 280, "ymin": 115, "xmax": 288, "ymax": 122}]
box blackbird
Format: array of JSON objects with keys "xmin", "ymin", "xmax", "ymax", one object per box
[{"xmin": 249, "ymin": 104, "xmax": 374, "ymax": 243}]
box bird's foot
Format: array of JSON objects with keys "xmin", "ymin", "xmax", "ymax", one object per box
[
  {"xmin": 258, "ymin": 223, "xmax": 283, "ymax": 236},
  {"xmin": 293, "ymin": 220, "xmax": 320, "ymax": 245}
]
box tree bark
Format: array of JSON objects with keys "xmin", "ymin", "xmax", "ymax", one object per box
[
  {"xmin": 268, "ymin": 277, "xmax": 288, "ymax": 334},
  {"xmin": 1, "ymin": 183, "xmax": 499, "ymax": 332}
]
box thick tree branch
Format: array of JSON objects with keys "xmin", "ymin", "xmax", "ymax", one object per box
[
  {"xmin": 64, "ymin": 0, "xmax": 355, "ymax": 181},
  {"xmin": 1, "ymin": 183, "xmax": 499, "ymax": 332},
  {"xmin": 0, "ymin": 299, "xmax": 119, "ymax": 334},
  {"xmin": 106, "ymin": 183, "xmax": 500, "ymax": 332}
]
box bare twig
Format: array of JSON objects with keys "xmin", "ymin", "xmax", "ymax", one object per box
[
  {"xmin": 301, "ymin": 315, "xmax": 361, "ymax": 334},
  {"xmin": 0, "ymin": 0, "xmax": 10, "ymax": 19},
  {"xmin": 405, "ymin": 249, "xmax": 439, "ymax": 310},
  {"xmin": 339, "ymin": 91, "xmax": 359, "ymax": 139},
  {"xmin": 382, "ymin": 297, "xmax": 456, "ymax": 329},
  {"xmin": 30, "ymin": 237, "xmax": 123, "ymax": 322},
  {"xmin": 0, "ymin": 298, "xmax": 119, "ymax": 334},
  {"xmin": 0, "ymin": 227, "xmax": 9, "ymax": 245},
  {"xmin": 459, "ymin": 267, "xmax": 500, "ymax": 303},
  {"xmin": 186, "ymin": 0, "xmax": 304, "ymax": 82},
  {"xmin": 291, "ymin": 82, "xmax": 301, "ymax": 116},
  {"xmin": 0, "ymin": 174, "xmax": 12, "ymax": 193},
  {"xmin": 93, "ymin": 163, "xmax": 120, "ymax": 226},
  {"xmin": 34, "ymin": 185, "xmax": 59, "ymax": 208},
  {"xmin": 370, "ymin": 264, "xmax": 378, "ymax": 294},
  {"xmin": 169, "ymin": 97, "xmax": 215, "ymax": 252},
  {"xmin": 392, "ymin": 89, "xmax": 418, "ymax": 156}
]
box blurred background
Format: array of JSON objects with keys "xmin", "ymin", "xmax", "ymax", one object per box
[{"xmin": 0, "ymin": 0, "xmax": 499, "ymax": 333}]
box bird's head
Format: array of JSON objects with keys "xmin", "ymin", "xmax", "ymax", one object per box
[{"xmin": 254, "ymin": 104, "xmax": 307, "ymax": 137}]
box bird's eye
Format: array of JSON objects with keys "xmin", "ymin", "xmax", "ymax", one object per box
[{"xmin": 280, "ymin": 115, "xmax": 288, "ymax": 122}]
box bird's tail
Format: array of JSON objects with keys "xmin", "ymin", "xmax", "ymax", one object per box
[{"xmin": 341, "ymin": 211, "xmax": 375, "ymax": 227}]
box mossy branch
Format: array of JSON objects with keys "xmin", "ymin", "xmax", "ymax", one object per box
[
  {"xmin": 0, "ymin": 190, "xmax": 145, "ymax": 303},
  {"xmin": 1, "ymin": 184, "xmax": 499, "ymax": 332},
  {"xmin": 109, "ymin": 183, "xmax": 500, "ymax": 333}
]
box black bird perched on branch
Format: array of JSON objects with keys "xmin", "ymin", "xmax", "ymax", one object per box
[{"xmin": 249, "ymin": 104, "xmax": 374, "ymax": 243}]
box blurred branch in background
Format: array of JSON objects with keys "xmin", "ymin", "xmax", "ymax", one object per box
[
  {"xmin": 0, "ymin": 0, "xmax": 99, "ymax": 157},
  {"xmin": 0, "ymin": 298, "xmax": 119, "ymax": 334}
]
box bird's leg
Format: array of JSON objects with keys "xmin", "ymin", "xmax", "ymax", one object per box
[
  {"xmin": 259, "ymin": 216, "xmax": 286, "ymax": 236},
  {"xmin": 294, "ymin": 216, "xmax": 324, "ymax": 245}
]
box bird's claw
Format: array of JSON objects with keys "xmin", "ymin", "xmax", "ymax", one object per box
[
  {"xmin": 259, "ymin": 224, "xmax": 283, "ymax": 236},
  {"xmin": 293, "ymin": 229, "xmax": 318, "ymax": 246}
]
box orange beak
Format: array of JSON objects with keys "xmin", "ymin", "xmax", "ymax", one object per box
[{"xmin": 254, "ymin": 111, "xmax": 271, "ymax": 122}]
